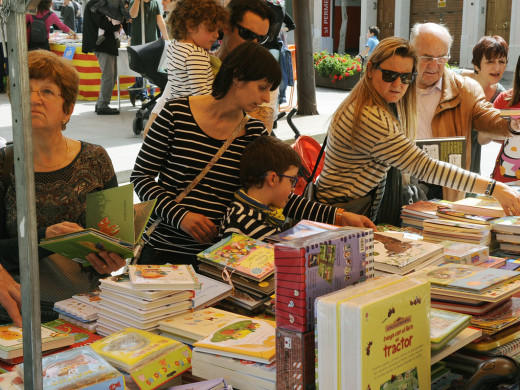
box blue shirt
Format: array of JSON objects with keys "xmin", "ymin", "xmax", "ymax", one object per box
[{"xmin": 366, "ymin": 36, "xmax": 379, "ymax": 57}]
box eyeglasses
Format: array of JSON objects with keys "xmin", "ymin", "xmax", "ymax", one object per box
[
  {"xmin": 374, "ymin": 64, "xmax": 417, "ymax": 84},
  {"xmin": 233, "ymin": 23, "xmax": 268, "ymax": 44},
  {"xmin": 419, "ymin": 55, "xmax": 450, "ymax": 65},
  {"xmin": 278, "ymin": 174, "xmax": 299, "ymax": 189},
  {"xmin": 30, "ymin": 88, "xmax": 62, "ymax": 101}
]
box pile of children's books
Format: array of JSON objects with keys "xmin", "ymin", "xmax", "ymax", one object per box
[
  {"xmin": 491, "ymin": 216, "xmax": 520, "ymax": 254},
  {"xmin": 422, "ymin": 218, "xmax": 492, "ymax": 246},
  {"xmin": 197, "ymin": 233, "xmax": 275, "ymax": 315},
  {"xmin": 53, "ymin": 291, "xmax": 101, "ymax": 332},
  {"xmin": 400, "ymin": 199, "xmax": 445, "ymax": 228},
  {"xmin": 96, "ymin": 265, "xmax": 201, "ymax": 336}
]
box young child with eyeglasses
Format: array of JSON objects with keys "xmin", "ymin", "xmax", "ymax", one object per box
[{"xmin": 220, "ymin": 135, "xmax": 301, "ymax": 240}]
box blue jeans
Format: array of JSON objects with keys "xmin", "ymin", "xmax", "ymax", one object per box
[{"xmin": 131, "ymin": 77, "xmax": 155, "ymax": 101}]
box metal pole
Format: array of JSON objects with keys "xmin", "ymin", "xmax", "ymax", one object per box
[
  {"xmin": 293, "ymin": 0, "xmax": 318, "ymax": 115},
  {"xmin": 6, "ymin": 0, "xmax": 42, "ymax": 388}
]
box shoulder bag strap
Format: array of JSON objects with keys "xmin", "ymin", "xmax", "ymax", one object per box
[{"xmin": 174, "ymin": 114, "xmax": 249, "ymax": 203}]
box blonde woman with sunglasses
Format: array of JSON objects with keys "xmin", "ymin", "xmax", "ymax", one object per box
[{"xmin": 315, "ymin": 37, "xmax": 520, "ymax": 222}]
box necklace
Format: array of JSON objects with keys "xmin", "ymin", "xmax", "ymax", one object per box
[{"xmin": 34, "ymin": 137, "xmax": 70, "ymax": 169}]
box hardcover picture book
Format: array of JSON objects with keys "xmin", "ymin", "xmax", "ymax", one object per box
[
  {"xmin": 470, "ymin": 297, "xmax": 520, "ymax": 334},
  {"xmin": 440, "ymin": 241, "xmax": 489, "ymax": 265},
  {"xmin": 491, "ymin": 216, "xmax": 520, "ymax": 235},
  {"xmin": 430, "ymin": 308, "xmax": 471, "ymax": 351},
  {"xmin": 90, "ymin": 327, "xmax": 190, "ymax": 372},
  {"xmin": 53, "ymin": 298, "xmax": 98, "ymax": 322},
  {"xmin": 436, "ymin": 207, "xmax": 495, "ymax": 225},
  {"xmin": 100, "ymin": 273, "xmax": 180, "ymax": 300},
  {"xmin": 264, "ymin": 219, "xmax": 337, "ymax": 243},
  {"xmin": 373, "ymin": 232, "xmax": 444, "ymax": 274},
  {"xmin": 415, "ymin": 136, "xmax": 466, "ymax": 168},
  {"xmin": 128, "ymin": 264, "xmax": 201, "ymax": 290},
  {"xmin": 315, "ymin": 275, "xmax": 431, "ymax": 390},
  {"xmin": 0, "ymin": 325, "xmax": 74, "ymax": 362},
  {"xmin": 409, "ymin": 263, "xmax": 520, "ymax": 293},
  {"xmin": 39, "ymin": 183, "xmax": 156, "ymax": 260},
  {"xmin": 197, "ymin": 234, "xmax": 274, "ymax": 282},
  {"xmin": 16, "ymin": 346, "xmax": 124, "ymax": 390},
  {"xmin": 193, "ymin": 317, "xmax": 276, "ymax": 364}
]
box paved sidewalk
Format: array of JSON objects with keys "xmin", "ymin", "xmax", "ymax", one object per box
[{"xmin": 0, "ymin": 70, "xmax": 513, "ymax": 184}]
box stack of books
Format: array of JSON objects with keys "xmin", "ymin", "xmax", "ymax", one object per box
[
  {"xmin": 197, "ymin": 234, "xmax": 275, "ymax": 315},
  {"xmin": 436, "ymin": 207, "xmax": 496, "ymax": 226},
  {"xmin": 400, "ymin": 200, "xmax": 446, "ymax": 229},
  {"xmin": 430, "ymin": 308, "xmax": 472, "ymax": 352},
  {"xmin": 440, "ymin": 241, "xmax": 489, "ymax": 265},
  {"xmin": 491, "ymin": 216, "xmax": 520, "ymax": 254},
  {"xmin": 96, "ymin": 265, "xmax": 200, "ymax": 336},
  {"xmin": 451, "ymin": 196, "xmax": 506, "ymax": 218},
  {"xmin": 410, "ymin": 263, "xmax": 520, "ymax": 311},
  {"xmin": 422, "ymin": 218, "xmax": 492, "ymax": 246},
  {"xmin": 53, "ymin": 292, "xmax": 101, "ymax": 332},
  {"xmin": 373, "ymin": 231, "xmax": 444, "ymax": 275},
  {"xmin": 191, "ymin": 316, "xmax": 276, "ymax": 390},
  {"xmin": 273, "ymin": 226, "xmax": 374, "ymax": 389}
]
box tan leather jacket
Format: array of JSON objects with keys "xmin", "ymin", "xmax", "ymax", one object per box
[{"xmin": 431, "ymin": 69, "xmax": 511, "ymax": 200}]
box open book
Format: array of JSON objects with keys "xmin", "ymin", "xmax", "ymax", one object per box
[{"xmin": 39, "ymin": 184, "xmax": 156, "ymax": 261}]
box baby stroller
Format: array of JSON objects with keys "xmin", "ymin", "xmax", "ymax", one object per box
[{"xmin": 127, "ymin": 38, "xmax": 168, "ymax": 135}]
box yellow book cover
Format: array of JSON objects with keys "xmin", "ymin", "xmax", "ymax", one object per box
[
  {"xmin": 158, "ymin": 308, "xmax": 242, "ymax": 342},
  {"xmin": 193, "ymin": 317, "xmax": 276, "ymax": 364},
  {"xmin": 316, "ymin": 275, "xmax": 431, "ymax": 390},
  {"xmin": 90, "ymin": 328, "xmax": 180, "ymax": 371}
]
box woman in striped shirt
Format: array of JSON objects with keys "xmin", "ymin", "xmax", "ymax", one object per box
[
  {"xmin": 316, "ymin": 37, "xmax": 520, "ymax": 222},
  {"xmin": 131, "ymin": 42, "xmax": 375, "ymax": 266}
]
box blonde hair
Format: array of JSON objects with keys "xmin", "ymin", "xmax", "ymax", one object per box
[{"xmin": 330, "ymin": 37, "xmax": 418, "ymax": 144}]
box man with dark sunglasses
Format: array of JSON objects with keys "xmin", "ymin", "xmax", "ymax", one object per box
[
  {"xmin": 212, "ymin": 0, "xmax": 278, "ymax": 133},
  {"xmin": 411, "ymin": 22, "xmax": 520, "ymax": 201}
]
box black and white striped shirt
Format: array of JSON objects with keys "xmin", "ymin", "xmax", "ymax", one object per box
[
  {"xmin": 166, "ymin": 40, "xmax": 213, "ymax": 100},
  {"xmin": 131, "ymin": 97, "xmax": 338, "ymax": 260},
  {"xmin": 316, "ymin": 104, "xmax": 479, "ymax": 219}
]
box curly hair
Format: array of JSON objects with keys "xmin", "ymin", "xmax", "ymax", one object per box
[
  {"xmin": 169, "ymin": 0, "xmax": 228, "ymax": 41},
  {"xmin": 28, "ymin": 50, "xmax": 79, "ymax": 115}
]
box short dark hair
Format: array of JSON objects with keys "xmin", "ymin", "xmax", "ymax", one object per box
[
  {"xmin": 38, "ymin": 0, "xmax": 52, "ymax": 11},
  {"xmin": 170, "ymin": 0, "xmax": 228, "ymax": 40},
  {"xmin": 369, "ymin": 26, "xmax": 380, "ymax": 37},
  {"xmin": 472, "ymin": 35, "xmax": 508, "ymax": 69},
  {"xmin": 227, "ymin": 0, "xmax": 275, "ymax": 29},
  {"xmin": 212, "ymin": 42, "xmax": 281, "ymax": 99},
  {"xmin": 240, "ymin": 136, "xmax": 301, "ymax": 190}
]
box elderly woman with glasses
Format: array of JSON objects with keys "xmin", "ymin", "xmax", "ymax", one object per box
[
  {"xmin": 315, "ymin": 37, "xmax": 520, "ymax": 222},
  {"xmin": 0, "ymin": 50, "xmax": 126, "ymax": 325}
]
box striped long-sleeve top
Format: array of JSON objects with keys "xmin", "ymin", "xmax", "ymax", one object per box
[
  {"xmin": 130, "ymin": 97, "xmax": 339, "ymax": 262},
  {"xmin": 166, "ymin": 40, "xmax": 213, "ymax": 100},
  {"xmin": 316, "ymin": 104, "xmax": 479, "ymax": 220}
]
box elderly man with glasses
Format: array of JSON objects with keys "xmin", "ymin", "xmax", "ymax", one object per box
[{"xmin": 410, "ymin": 22, "xmax": 519, "ymax": 201}]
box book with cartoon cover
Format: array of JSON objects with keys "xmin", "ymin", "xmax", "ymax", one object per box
[
  {"xmin": 39, "ymin": 183, "xmax": 156, "ymax": 261},
  {"xmin": 197, "ymin": 234, "xmax": 275, "ymax": 282},
  {"xmin": 90, "ymin": 327, "xmax": 187, "ymax": 371},
  {"xmin": 372, "ymin": 232, "xmax": 444, "ymax": 274},
  {"xmin": 0, "ymin": 324, "xmax": 75, "ymax": 362},
  {"xmin": 17, "ymin": 346, "xmax": 123, "ymax": 389},
  {"xmin": 100, "ymin": 273, "xmax": 182, "ymax": 299},
  {"xmin": 128, "ymin": 264, "xmax": 201, "ymax": 290},
  {"xmin": 193, "ymin": 317, "xmax": 276, "ymax": 364},
  {"xmin": 470, "ymin": 297, "xmax": 520, "ymax": 334},
  {"xmin": 430, "ymin": 308, "xmax": 471, "ymax": 351}
]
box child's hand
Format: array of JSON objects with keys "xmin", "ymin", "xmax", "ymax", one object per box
[
  {"xmin": 180, "ymin": 212, "xmax": 218, "ymax": 244},
  {"xmin": 339, "ymin": 211, "xmax": 377, "ymax": 231}
]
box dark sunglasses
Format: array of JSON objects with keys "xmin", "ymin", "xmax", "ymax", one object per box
[
  {"xmin": 233, "ymin": 22, "xmax": 269, "ymax": 44},
  {"xmin": 374, "ymin": 64, "xmax": 417, "ymax": 84}
]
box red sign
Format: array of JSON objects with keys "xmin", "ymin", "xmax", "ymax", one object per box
[{"xmin": 322, "ymin": 0, "xmax": 330, "ymax": 37}]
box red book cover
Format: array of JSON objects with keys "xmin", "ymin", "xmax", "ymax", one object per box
[{"xmin": 275, "ymin": 227, "xmax": 374, "ymax": 332}]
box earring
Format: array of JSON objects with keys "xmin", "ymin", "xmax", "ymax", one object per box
[{"xmin": 62, "ymin": 120, "xmax": 67, "ymax": 130}]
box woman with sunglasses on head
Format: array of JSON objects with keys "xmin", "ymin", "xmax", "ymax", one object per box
[
  {"xmin": 0, "ymin": 50, "xmax": 126, "ymax": 325},
  {"xmin": 315, "ymin": 37, "xmax": 520, "ymax": 222},
  {"xmin": 131, "ymin": 42, "xmax": 375, "ymax": 267}
]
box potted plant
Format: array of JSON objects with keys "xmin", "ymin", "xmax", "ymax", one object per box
[{"xmin": 313, "ymin": 50, "xmax": 363, "ymax": 90}]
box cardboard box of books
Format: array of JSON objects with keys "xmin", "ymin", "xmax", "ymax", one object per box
[
  {"xmin": 316, "ymin": 275, "xmax": 431, "ymax": 390},
  {"xmin": 274, "ymin": 227, "xmax": 374, "ymax": 332},
  {"xmin": 275, "ymin": 328, "xmax": 314, "ymax": 390}
]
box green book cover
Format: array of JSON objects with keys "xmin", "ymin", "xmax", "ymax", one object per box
[
  {"xmin": 39, "ymin": 184, "xmax": 156, "ymax": 261},
  {"xmin": 430, "ymin": 308, "xmax": 471, "ymax": 351}
]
